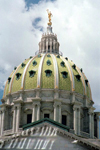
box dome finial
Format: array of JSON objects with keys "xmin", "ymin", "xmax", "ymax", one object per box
[{"xmin": 46, "ymin": 9, "xmax": 53, "ymax": 26}]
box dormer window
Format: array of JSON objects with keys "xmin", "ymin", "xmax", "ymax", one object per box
[
  {"xmin": 16, "ymin": 73, "xmax": 21, "ymax": 80},
  {"xmin": 46, "ymin": 60, "xmax": 51, "ymax": 66},
  {"xmin": 21, "ymin": 63, "xmax": 25, "ymax": 68},
  {"xmin": 47, "ymin": 54, "xmax": 51, "ymax": 57},
  {"xmin": 45, "ymin": 69, "xmax": 52, "ymax": 77},
  {"xmin": 85, "ymin": 79, "xmax": 88, "ymax": 86},
  {"xmin": 75, "ymin": 74, "xmax": 81, "ymax": 81},
  {"xmin": 8, "ymin": 77, "xmax": 11, "ymax": 84},
  {"xmin": 33, "ymin": 60, "xmax": 37, "ymax": 66},
  {"xmin": 57, "ymin": 55, "xmax": 60, "ymax": 58},
  {"xmin": 60, "ymin": 61, "xmax": 65, "ymax": 67},
  {"xmin": 72, "ymin": 64, "xmax": 76, "ymax": 70},
  {"xmin": 29, "ymin": 70, "xmax": 36, "ymax": 78},
  {"xmin": 61, "ymin": 71, "xmax": 68, "ymax": 78}
]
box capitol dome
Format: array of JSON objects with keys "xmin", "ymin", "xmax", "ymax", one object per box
[
  {"xmin": 0, "ymin": 10, "xmax": 100, "ymax": 150},
  {"xmin": 3, "ymin": 50, "xmax": 92, "ymax": 100}
]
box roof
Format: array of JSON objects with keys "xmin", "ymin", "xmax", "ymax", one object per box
[
  {"xmin": 23, "ymin": 118, "xmax": 70, "ymax": 131},
  {"xmin": 3, "ymin": 53, "xmax": 92, "ymax": 100}
]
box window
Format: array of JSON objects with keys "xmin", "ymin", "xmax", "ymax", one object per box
[
  {"xmin": 65, "ymin": 57, "xmax": 68, "ymax": 60},
  {"xmin": 44, "ymin": 114, "xmax": 49, "ymax": 118},
  {"xmin": 21, "ymin": 63, "xmax": 25, "ymax": 68},
  {"xmin": 27, "ymin": 114, "xmax": 32, "ymax": 124},
  {"xmin": 29, "ymin": 70, "xmax": 36, "ymax": 77},
  {"xmin": 72, "ymin": 64, "xmax": 76, "ymax": 70},
  {"xmin": 14, "ymin": 67, "xmax": 17, "ymax": 70},
  {"xmin": 61, "ymin": 71, "xmax": 68, "ymax": 78},
  {"xmin": 46, "ymin": 60, "xmax": 51, "ymax": 66},
  {"xmin": 48, "ymin": 45, "xmax": 50, "ymax": 51},
  {"xmin": 16, "ymin": 73, "xmax": 21, "ymax": 80},
  {"xmin": 85, "ymin": 79, "xmax": 88, "ymax": 86},
  {"xmin": 8, "ymin": 77, "xmax": 11, "ymax": 84},
  {"xmin": 30, "ymin": 56, "xmax": 32, "ymax": 59},
  {"xmin": 33, "ymin": 60, "xmax": 37, "ymax": 66},
  {"xmin": 62, "ymin": 115, "xmax": 67, "ymax": 125},
  {"xmin": 45, "ymin": 69, "xmax": 52, "ymax": 77},
  {"xmin": 75, "ymin": 74, "xmax": 81, "ymax": 81},
  {"xmin": 60, "ymin": 61, "xmax": 65, "ymax": 67},
  {"xmin": 57, "ymin": 55, "xmax": 60, "ymax": 58}
]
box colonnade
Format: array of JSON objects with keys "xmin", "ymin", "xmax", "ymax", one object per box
[{"xmin": 0, "ymin": 102, "xmax": 98, "ymax": 139}]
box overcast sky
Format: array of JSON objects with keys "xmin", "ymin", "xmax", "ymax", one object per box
[{"xmin": 0, "ymin": 0, "xmax": 100, "ymax": 111}]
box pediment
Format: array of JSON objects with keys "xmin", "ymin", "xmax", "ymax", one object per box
[{"xmin": 0, "ymin": 119, "xmax": 99, "ymax": 149}]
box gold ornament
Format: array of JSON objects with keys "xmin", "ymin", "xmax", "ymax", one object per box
[{"xmin": 46, "ymin": 9, "xmax": 53, "ymax": 26}]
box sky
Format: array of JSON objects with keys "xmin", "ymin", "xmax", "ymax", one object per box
[{"xmin": 0, "ymin": 0, "xmax": 100, "ymax": 112}]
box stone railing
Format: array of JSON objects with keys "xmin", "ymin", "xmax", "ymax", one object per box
[
  {"xmin": 35, "ymin": 50, "xmax": 63, "ymax": 56},
  {"xmin": 3, "ymin": 129, "xmax": 13, "ymax": 136},
  {"xmin": 80, "ymin": 131, "xmax": 90, "ymax": 138}
]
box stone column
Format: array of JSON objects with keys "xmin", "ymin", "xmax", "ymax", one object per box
[
  {"xmin": 91, "ymin": 113, "xmax": 94, "ymax": 138},
  {"xmin": 89, "ymin": 112, "xmax": 92, "ymax": 138},
  {"xmin": 54, "ymin": 103, "xmax": 57, "ymax": 121},
  {"xmin": 50, "ymin": 38, "xmax": 52, "ymax": 53},
  {"xmin": 97, "ymin": 115, "xmax": 99, "ymax": 138},
  {"xmin": 46, "ymin": 39, "xmax": 48, "ymax": 52},
  {"xmin": 37, "ymin": 104, "xmax": 40, "ymax": 121},
  {"xmin": 73, "ymin": 107, "xmax": 77, "ymax": 134},
  {"xmin": 1, "ymin": 109, "xmax": 5, "ymax": 136},
  {"xmin": 58, "ymin": 104, "xmax": 61, "ymax": 123},
  {"xmin": 77, "ymin": 108, "xmax": 80, "ymax": 135},
  {"xmin": 13, "ymin": 107, "xmax": 16, "ymax": 133},
  {"xmin": 16, "ymin": 106, "xmax": 21, "ymax": 132},
  {"xmin": 32, "ymin": 105, "xmax": 35, "ymax": 122}
]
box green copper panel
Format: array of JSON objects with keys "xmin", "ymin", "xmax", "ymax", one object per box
[
  {"xmin": 12, "ymin": 59, "xmax": 30, "ymax": 93},
  {"xmin": 25, "ymin": 56, "xmax": 41, "ymax": 90},
  {"xmin": 56, "ymin": 57, "xmax": 71, "ymax": 90},
  {"xmin": 41, "ymin": 54, "xmax": 54, "ymax": 89},
  {"xmin": 68, "ymin": 61, "xmax": 83, "ymax": 95}
]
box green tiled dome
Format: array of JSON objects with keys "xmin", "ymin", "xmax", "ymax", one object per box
[{"xmin": 3, "ymin": 53, "xmax": 92, "ymax": 100}]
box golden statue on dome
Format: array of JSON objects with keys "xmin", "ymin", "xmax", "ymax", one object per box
[{"xmin": 46, "ymin": 9, "xmax": 53, "ymax": 26}]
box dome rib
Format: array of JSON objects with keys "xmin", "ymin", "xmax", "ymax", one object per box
[
  {"xmin": 37, "ymin": 54, "xmax": 46, "ymax": 88},
  {"xmin": 61, "ymin": 56, "xmax": 75, "ymax": 91},
  {"xmin": 51, "ymin": 54, "xmax": 59, "ymax": 89},
  {"xmin": 21, "ymin": 56, "xmax": 37, "ymax": 90}
]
